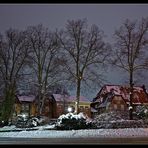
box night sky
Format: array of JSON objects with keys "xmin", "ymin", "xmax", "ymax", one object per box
[{"xmin": 0, "ymin": 4, "xmax": 148, "ymax": 98}]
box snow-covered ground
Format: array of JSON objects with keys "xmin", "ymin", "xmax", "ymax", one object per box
[
  {"xmin": 0, "ymin": 124, "xmax": 55, "ymax": 132},
  {"xmin": 1, "ymin": 125, "xmax": 148, "ymax": 138}
]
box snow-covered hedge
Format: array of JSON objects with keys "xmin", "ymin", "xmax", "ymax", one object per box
[
  {"xmin": 93, "ymin": 120, "xmax": 148, "ymax": 129},
  {"xmin": 92, "ymin": 111, "xmax": 148, "ymax": 129},
  {"xmin": 134, "ymin": 105, "xmax": 148, "ymax": 119},
  {"xmin": 55, "ymin": 112, "xmax": 93, "ymax": 130}
]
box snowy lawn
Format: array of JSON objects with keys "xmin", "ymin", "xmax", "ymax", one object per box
[
  {"xmin": 1, "ymin": 111, "xmax": 148, "ymax": 138},
  {"xmin": 1, "ymin": 126, "xmax": 148, "ymax": 138},
  {"xmin": 0, "ymin": 124, "xmax": 56, "ymax": 132},
  {"xmin": 0, "ymin": 128, "xmax": 148, "ymax": 138}
]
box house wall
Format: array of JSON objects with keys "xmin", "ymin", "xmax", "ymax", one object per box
[
  {"xmin": 14, "ymin": 103, "xmax": 21, "ymax": 115},
  {"xmin": 14, "ymin": 96, "xmax": 91, "ymax": 119},
  {"xmin": 56, "ymin": 102, "xmax": 65, "ymax": 117},
  {"xmin": 35, "ymin": 97, "xmax": 57, "ymax": 118},
  {"xmin": 108, "ymin": 96, "xmax": 128, "ymax": 111},
  {"xmin": 30, "ymin": 103, "xmax": 37, "ymax": 116},
  {"xmin": 52, "ymin": 101, "xmax": 91, "ymax": 118},
  {"xmin": 14, "ymin": 102, "xmax": 37, "ymax": 117}
]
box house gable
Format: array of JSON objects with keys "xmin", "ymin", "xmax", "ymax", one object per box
[
  {"xmin": 108, "ymin": 95, "xmax": 128, "ymax": 111},
  {"xmin": 91, "ymin": 84, "xmax": 148, "ymax": 115},
  {"xmin": 94, "ymin": 84, "xmax": 148, "ymax": 105}
]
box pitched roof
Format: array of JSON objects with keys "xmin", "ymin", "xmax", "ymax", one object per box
[
  {"xmin": 52, "ymin": 94, "xmax": 90, "ymax": 103},
  {"xmin": 17, "ymin": 95, "xmax": 36, "ymax": 102},
  {"xmin": 52, "ymin": 94, "xmax": 69, "ymax": 102},
  {"xmin": 95, "ymin": 85, "xmax": 148, "ymax": 105},
  {"xmin": 68, "ymin": 96, "xmax": 90, "ymax": 103}
]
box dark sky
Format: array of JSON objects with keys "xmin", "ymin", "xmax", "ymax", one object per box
[
  {"xmin": 0, "ymin": 4, "xmax": 148, "ymax": 98},
  {"xmin": 0, "ymin": 4, "xmax": 148, "ymax": 40}
]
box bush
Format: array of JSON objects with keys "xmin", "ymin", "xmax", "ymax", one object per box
[
  {"xmin": 93, "ymin": 120, "xmax": 148, "ymax": 129},
  {"xmin": 92, "ymin": 110, "xmax": 148, "ymax": 129},
  {"xmin": 55, "ymin": 112, "xmax": 93, "ymax": 130},
  {"xmin": 15, "ymin": 113, "xmax": 29, "ymax": 128},
  {"xmin": 15, "ymin": 114, "xmax": 49, "ymax": 128},
  {"xmin": 0, "ymin": 120, "xmax": 8, "ymax": 127},
  {"xmin": 134, "ymin": 105, "xmax": 148, "ymax": 119},
  {"xmin": 26, "ymin": 116, "xmax": 49, "ymax": 127}
]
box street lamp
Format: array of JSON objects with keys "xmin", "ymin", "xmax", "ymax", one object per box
[{"xmin": 67, "ymin": 107, "xmax": 72, "ymax": 113}]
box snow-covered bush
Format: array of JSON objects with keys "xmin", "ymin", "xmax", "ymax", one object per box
[
  {"xmin": 0, "ymin": 120, "xmax": 8, "ymax": 127},
  {"xmin": 56, "ymin": 112, "xmax": 93, "ymax": 130},
  {"xmin": 15, "ymin": 113, "xmax": 29, "ymax": 128},
  {"xmin": 93, "ymin": 119, "xmax": 148, "ymax": 129},
  {"xmin": 26, "ymin": 117, "xmax": 39, "ymax": 127},
  {"xmin": 134, "ymin": 105, "xmax": 148, "ymax": 119},
  {"xmin": 92, "ymin": 110, "xmax": 148, "ymax": 129},
  {"xmin": 15, "ymin": 114, "xmax": 49, "ymax": 128},
  {"xmin": 26, "ymin": 116, "xmax": 49, "ymax": 127},
  {"xmin": 93, "ymin": 111, "xmax": 130, "ymax": 122}
]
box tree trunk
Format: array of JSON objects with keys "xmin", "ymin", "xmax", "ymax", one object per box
[
  {"xmin": 75, "ymin": 79, "xmax": 81, "ymax": 114},
  {"xmin": 129, "ymin": 71, "xmax": 134, "ymax": 120},
  {"xmin": 37, "ymin": 90, "xmax": 42, "ymax": 115},
  {"xmin": 1, "ymin": 85, "xmax": 15, "ymax": 123},
  {"xmin": 39, "ymin": 95, "xmax": 46, "ymax": 115}
]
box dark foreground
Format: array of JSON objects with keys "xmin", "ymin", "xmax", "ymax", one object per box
[{"xmin": 0, "ymin": 137, "xmax": 148, "ymax": 145}]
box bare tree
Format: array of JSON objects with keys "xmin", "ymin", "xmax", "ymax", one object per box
[
  {"xmin": 26, "ymin": 24, "xmax": 62, "ymax": 115},
  {"xmin": 56, "ymin": 19, "xmax": 111, "ymax": 114},
  {"xmin": 0, "ymin": 28, "xmax": 29, "ymax": 122},
  {"xmin": 112, "ymin": 17, "xmax": 148, "ymax": 119}
]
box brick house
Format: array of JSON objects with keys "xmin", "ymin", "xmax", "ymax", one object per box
[
  {"xmin": 91, "ymin": 85, "xmax": 148, "ymax": 115},
  {"xmin": 13, "ymin": 94, "xmax": 91, "ymax": 118},
  {"xmin": 14, "ymin": 94, "xmax": 56, "ymax": 118},
  {"xmin": 14, "ymin": 95, "xmax": 36, "ymax": 117},
  {"xmin": 50, "ymin": 94, "xmax": 91, "ymax": 118}
]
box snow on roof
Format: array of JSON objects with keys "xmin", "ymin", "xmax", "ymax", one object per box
[
  {"xmin": 52, "ymin": 94, "xmax": 65, "ymax": 102},
  {"xmin": 17, "ymin": 95, "xmax": 36, "ymax": 102},
  {"xmin": 68, "ymin": 96, "xmax": 90, "ymax": 103},
  {"xmin": 52, "ymin": 94, "xmax": 90, "ymax": 103},
  {"xmin": 98, "ymin": 85, "xmax": 148, "ymax": 104}
]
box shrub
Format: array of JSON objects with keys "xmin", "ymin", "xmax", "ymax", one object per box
[
  {"xmin": 26, "ymin": 116, "xmax": 49, "ymax": 127},
  {"xmin": 134, "ymin": 105, "xmax": 148, "ymax": 119},
  {"xmin": 15, "ymin": 113, "xmax": 29, "ymax": 128},
  {"xmin": 15, "ymin": 114, "xmax": 49, "ymax": 128},
  {"xmin": 0, "ymin": 120, "xmax": 8, "ymax": 127},
  {"xmin": 55, "ymin": 112, "xmax": 92, "ymax": 130}
]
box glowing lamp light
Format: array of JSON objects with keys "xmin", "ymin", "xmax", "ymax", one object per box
[
  {"xmin": 68, "ymin": 107, "xmax": 72, "ymax": 113},
  {"xmin": 22, "ymin": 114, "xmax": 26, "ymax": 118},
  {"xmin": 129, "ymin": 106, "xmax": 133, "ymax": 110}
]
